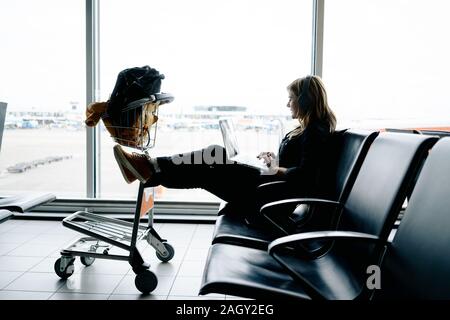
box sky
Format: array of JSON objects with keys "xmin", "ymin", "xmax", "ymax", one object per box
[
  {"xmin": 322, "ymin": 0, "xmax": 450, "ymax": 123},
  {"xmin": 0, "ymin": 0, "xmax": 449, "ymax": 124}
]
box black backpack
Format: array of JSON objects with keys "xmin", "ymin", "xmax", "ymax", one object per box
[{"xmin": 107, "ymin": 65, "xmax": 165, "ymax": 126}]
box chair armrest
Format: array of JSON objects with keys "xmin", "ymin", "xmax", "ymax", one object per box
[
  {"xmin": 260, "ymin": 198, "xmax": 343, "ymax": 234},
  {"xmin": 260, "ymin": 198, "xmax": 341, "ymax": 214},
  {"xmin": 255, "ymin": 181, "xmax": 293, "ymax": 207},
  {"xmin": 267, "ymin": 231, "xmax": 386, "ymax": 297},
  {"xmin": 268, "ymin": 231, "xmax": 381, "ymax": 255},
  {"xmin": 257, "ymin": 181, "xmax": 288, "ymax": 189}
]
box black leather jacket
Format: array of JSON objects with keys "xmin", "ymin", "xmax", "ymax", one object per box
[{"xmin": 277, "ymin": 122, "xmax": 333, "ymax": 197}]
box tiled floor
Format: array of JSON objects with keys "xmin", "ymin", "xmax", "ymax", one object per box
[{"xmin": 0, "ymin": 218, "xmax": 246, "ymax": 300}]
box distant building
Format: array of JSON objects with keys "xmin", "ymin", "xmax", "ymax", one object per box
[
  {"xmin": 193, "ymin": 105, "xmax": 246, "ymax": 113},
  {"xmin": 5, "ymin": 101, "xmax": 84, "ymax": 129}
]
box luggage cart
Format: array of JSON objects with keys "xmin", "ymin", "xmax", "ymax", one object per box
[{"xmin": 54, "ymin": 93, "xmax": 175, "ymax": 294}]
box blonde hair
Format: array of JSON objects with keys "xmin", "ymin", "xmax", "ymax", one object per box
[{"xmin": 287, "ymin": 75, "xmax": 336, "ymax": 139}]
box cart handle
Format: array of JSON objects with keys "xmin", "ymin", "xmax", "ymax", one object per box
[{"xmin": 122, "ymin": 93, "xmax": 175, "ymax": 112}]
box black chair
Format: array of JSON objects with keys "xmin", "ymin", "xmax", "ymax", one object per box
[
  {"xmin": 212, "ymin": 129, "xmax": 379, "ymax": 250},
  {"xmin": 199, "ymin": 133, "xmax": 438, "ymax": 300},
  {"xmin": 418, "ymin": 129, "xmax": 450, "ymax": 138},
  {"xmin": 386, "ymin": 127, "xmax": 450, "ymax": 138},
  {"xmin": 373, "ymin": 137, "xmax": 450, "ymax": 299},
  {"xmin": 270, "ymin": 137, "xmax": 450, "ymax": 300},
  {"xmin": 385, "ymin": 128, "xmax": 422, "ymax": 135}
]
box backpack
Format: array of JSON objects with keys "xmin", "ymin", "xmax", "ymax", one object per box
[{"xmin": 107, "ymin": 65, "xmax": 165, "ymax": 126}]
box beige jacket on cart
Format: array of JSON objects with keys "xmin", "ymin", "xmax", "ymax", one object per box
[{"xmin": 85, "ymin": 101, "xmax": 158, "ymax": 148}]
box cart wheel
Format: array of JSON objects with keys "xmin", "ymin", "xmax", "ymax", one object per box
[
  {"xmin": 80, "ymin": 256, "xmax": 95, "ymax": 266},
  {"xmin": 54, "ymin": 257, "xmax": 75, "ymax": 279},
  {"xmin": 156, "ymin": 242, "xmax": 175, "ymax": 262},
  {"xmin": 135, "ymin": 270, "xmax": 158, "ymax": 294}
]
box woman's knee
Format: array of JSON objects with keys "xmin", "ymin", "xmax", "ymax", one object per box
[{"xmin": 204, "ymin": 145, "xmax": 227, "ymax": 164}]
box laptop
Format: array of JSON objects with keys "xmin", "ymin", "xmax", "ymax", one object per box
[{"xmin": 219, "ymin": 119, "xmax": 271, "ymax": 173}]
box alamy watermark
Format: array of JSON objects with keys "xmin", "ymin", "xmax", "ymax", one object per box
[
  {"xmin": 366, "ymin": 265, "xmax": 381, "ymax": 290},
  {"xmin": 170, "ymin": 145, "xmax": 279, "ymax": 175}
]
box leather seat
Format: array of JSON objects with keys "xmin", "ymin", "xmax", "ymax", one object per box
[{"xmin": 201, "ymin": 244, "xmax": 311, "ymax": 300}]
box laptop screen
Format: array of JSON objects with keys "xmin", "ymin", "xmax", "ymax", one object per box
[{"xmin": 219, "ymin": 119, "xmax": 239, "ymax": 158}]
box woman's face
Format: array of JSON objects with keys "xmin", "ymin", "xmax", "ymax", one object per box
[{"xmin": 287, "ymin": 91, "xmax": 299, "ymax": 119}]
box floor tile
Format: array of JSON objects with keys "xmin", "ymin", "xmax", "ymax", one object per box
[
  {"xmin": 169, "ymin": 276, "xmax": 202, "ymax": 296},
  {"xmin": 57, "ymin": 273, "xmax": 125, "ymax": 295},
  {"xmin": 0, "ymin": 220, "xmax": 25, "ymax": 227},
  {"xmin": 49, "ymin": 292, "xmax": 110, "ymax": 300},
  {"xmin": 0, "ymin": 271, "xmax": 23, "ymax": 289},
  {"xmin": 158, "ymin": 226, "xmax": 196, "ymax": 240},
  {"xmin": 193, "ymin": 227, "xmax": 215, "ymax": 239},
  {"xmin": 0, "ymin": 243, "xmax": 21, "ymax": 255},
  {"xmin": 29, "ymin": 233, "xmax": 78, "ymax": 245},
  {"xmin": 0, "ymin": 232, "xmax": 38, "ymax": 244},
  {"xmin": 151, "ymin": 260, "xmax": 182, "ymax": 277},
  {"xmin": 0, "ymin": 222, "xmax": 21, "ymax": 233},
  {"xmin": 159, "ymin": 223, "xmax": 198, "ymax": 232},
  {"xmin": 189, "ymin": 237, "xmax": 213, "ymax": 248},
  {"xmin": 7, "ymin": 243, "xmax": 60, "ymax": 257},
  {"xmin": 0, "ymin": 290, "xmax": 53, "ymax": 300},
  {"xmin": 6, "ymin": 224, "xmax": 54, "ymax": 235},
  {"xmin": 42, "ymin": 225, "xmax": 80, "ymax": 236},
  {"xmin": 5, "ymin": 272, "xmax": 65, "ymax": 292},
  {"xmin": 18, "ymin": 221, "xmax": 59, "ymax": 227},
  {"xmin": 177, "ymin": 260, "xmax": 206, "ymax": 277},
  {"xmin": 195, "ymin": 224, "xmax": 215, "ymax": 231},
  {"xmin": 0, "ymin": 256, "xmax": 44, "ymax": 272},
  {"xmin": 184, "ymin": 247, "xmax": 210, "ymax": 261}
]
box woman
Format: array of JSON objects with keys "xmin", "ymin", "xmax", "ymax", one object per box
[{"xmin": 113, "ymin": 75, "xmax": 337, "ymax": 212}]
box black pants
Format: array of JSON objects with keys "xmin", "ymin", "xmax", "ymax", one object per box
[{"xmin": 148, "ymin": 145, "xmax": 272, "ymax": 213}]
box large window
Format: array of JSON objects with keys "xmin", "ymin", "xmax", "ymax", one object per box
[
  {"xmin": 0, "ymin": 1, "xmax": 86, "ymax": 198},
  {"xmin": 322, "ymin": 0, "xmax": 450, "ymax": 129},
  {"xmin": 4, "ymin": 1, "xmax": 448, "ymax": 205},
  {"xmin": 99, "ymin": 0, "xmax": 312, "ymax": 200}
]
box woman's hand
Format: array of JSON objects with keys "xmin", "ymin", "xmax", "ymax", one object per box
[{"xmin": 257, "ymin": 152, "xmax": 276, "ymax": 166}]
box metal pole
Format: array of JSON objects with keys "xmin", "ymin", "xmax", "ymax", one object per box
[
  {"xmin": 312, "ymin": 0, "xmax": 325, "ymax": 77},
  {"xmin": 86, "ymin": 0, "xmax": 100, "ymax": 198}
]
